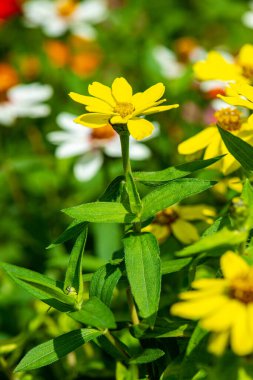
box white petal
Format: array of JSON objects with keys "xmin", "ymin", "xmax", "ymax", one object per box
[
  {"xmin": 189, "ymin": 47, "xmax": 207, "ymax": 63},
  {"xmin": 23, "ymin": 0, "xmax": 56, "ymax": 24},
  {"xmin": 242, "ymin": 11, "xmax": 253, "ymax": 28},
  {"xmin": 73, "ymin": 0, "xmax": 107, "ymax": 23},
  {"xmin": 0, "ymin": 103, "xmax": 17, "ymax": 125},
  {"xmin": 47, "ymin": 131, "xmax": 71, "ymax": 144},
  {"xmin": 211, "ymin": 98, "xmax": 236, "ymax": 111},
  {"xmin": 152, "ymin": 45, "xmax": 185, "ymax": 79},
  {"xmin": 129, "ymin": 143, "xmax": 151, "ymax": 160},
  {"xmin": 104, "ymin": 136, "xmax": 122, "ymax": 157},
  {"xmin": 55, "ymin": 140, "xmax": 90, "ymax": 158},
  {"xmin": 42, "ymin": 18, "xmax": 68, "ymax": 37},
  {"xmin": 11, "ymin": 104, "xmax": 51, "ymax": 118},
  {"xmin": 56, "ymin": 112, "xmax": 90, "ymax": 135},
  {"xmin": 71, "ymin": 23, "xmax": 96, "ymax": 39},
  {"xmin": 8, "ymin": 83, "xmax": 53, "ymax": 104},
  {"xmin": 74, "ymin": 151, "xmax": 103, "ymax": 181},
  {"xmin": 199, "ymin": 80, "xmax": 227, "ymax": 92}
]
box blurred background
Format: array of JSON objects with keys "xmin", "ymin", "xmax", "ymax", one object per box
[{"xmin": 0, "ymin": 0, "xmax": 252, "ymax": 378}]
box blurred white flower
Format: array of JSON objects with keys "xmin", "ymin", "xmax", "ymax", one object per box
[
  {"xmin": 23, "ymin": 0, "xmax": 107, "ymax": 38},
  {"xmin": 242, "ymin": 2, "xmax": 253, "ymax": 28},
  {"xmin": 152, "ymin": 46, "xmax": 185, "ymax": 79},
  {"xmin": 47, "ymin": 112, "xmax": 159, "ymax": 182},
  {"xmin": 0, "ymin": 83, "xmax": 53, "ymax": 126}
]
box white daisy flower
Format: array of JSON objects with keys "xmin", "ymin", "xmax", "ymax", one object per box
[
  {"xmin": 47, "ymin": 112, "xmax": 159, "ymax": 182},
  {"xmin": 152, "ymin": 45, "xmax": 185, "ymax": 79},
  {"xmin": 23, "ymin": 0, "xmax": 107, "ymax": 38},
  {"xmin": 0, "ymin": 83, "xmax": 53, "ymax": 126}
]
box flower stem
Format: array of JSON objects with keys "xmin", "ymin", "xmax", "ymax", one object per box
[
  {"xmin": 119, "ymin": 131, "xmax": 132, "ymax": 176},
  {"xmin": 126, "ymin": 287, "xmax": 140, "ymax": 325},
  {"xmin": 104, "ymin": 329, "xmax": 130, "ymax": 360}
]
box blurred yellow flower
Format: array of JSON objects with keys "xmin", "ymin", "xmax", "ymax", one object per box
[
  {"xmin": 218, "ymin": 82, "xmax": 253, "ymax": 110},
  {"xmin": 178, "ymin": 108, "xmax": 253, "ymax": 175},
  {"xmin": 212, "ymin": 177, "xmax": 242, "ymax": 199},
  {"xmin": 69, "ymin": 77, "xmax": 179, "ymax": 140},
  {"xmin": 143, "ymin": 204, "xmax": 215, "ymax": 245},
  {"xmin": 171, "ymin": 251, "xmax": 253, "ymax": 357}
]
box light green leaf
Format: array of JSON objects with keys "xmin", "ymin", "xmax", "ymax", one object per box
[
  {"xmin": 62, "ymin": 202, "xmax": 138, "ymax": 224},
  {"xmin": 242, "ymin": 179, "xmax": 253, "ymax": 229},
  {"xmin": 89, "ymin": 263, "xmax": 123, "ymax": 306},
  {"xmin": 134, "ymin": 156, "xmax": 223, "ymax": 185},
  {"xmin": 218, "ymin": 125, "xmax": 253, "ymax": 173},
  {"xmin": 161, "ymin": 258, "xmax": 192, "ymax": 275},
  {"xmin": 0, "ymin": 262, "xmax": 75, "ymax": 312},
  {"xmin": 141, "ymin": 179, "xmax": 215, "ymax": 221},
  {"xmin": 176, "ymin": 228, "xmax": 248, "ymax": 257},
  {"xmin": 125, "ymin": 172, "xmax": 142, "ymax": 215},
  {"xmin": 69, "ymin": 297, "xmax": 116, "ymax": 329},
  {"xmin": 129, "ymin": 348, "xmax": 165, "ymax": 364},
  {"xmin": 15, "ymin": 328, "xmax": 102, "ymax": 372},
  {"xmin": 64, "ymin": 227, "xmax": 88, "ymax": 303},
  {"xmin": 123, "ymin": 233, "xmax": 161, "ymax": 319}
]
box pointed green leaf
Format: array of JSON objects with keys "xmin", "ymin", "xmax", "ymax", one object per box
[
  {"xmin": 161, "ymin": 258, "xmax": 192, "ymax": 275},
  {"xmin": 134, "ymin": 156, "xmax": 223, "ymax": 185},
  {"xmin": 123, "ymin": 232, "xmax": 161, "ymax": 319},
  {"xmin": 99, "ymin": 175, "xmax": 125, "ymax": 202},
  {"xmin": 62, "ymin": 202, "xmax": 138, "ymax": 223},
  {"xmin": 218, "ymin": 125, "xmax": 253, "ymax": 173},
  {"xmin": 47, "ymin": 220, "xmax": 86, "ymax": 249},
  {"xmin": 89, "ymin": 263, "xmax": 123, "ymax": 306},
  {"xmin": 129, "ymin": 348, "xmax": 165, "ymax": 364},
  {"xmin": 125, "ymin": 172, "xmax": 142, "ymax": 214},
  {"xmin": 176, "ymin": 228, "xmax": 247, "ymax": 257},
  {"xmin": 64, "ymin": 227, "xmax": 88, "ymax": 303},
  {"xmin": 69, "ymin": 297, "xmax": 116, "ymax": 329},
  {"xmin": 0, "ymin": 262, "xmax": 75, "ymax": 312},
  {"xmin": 141, "ymin": 179, "xmax": 215, "ymax": 221},
  {"xmin": 14, "ymin": 328, "xmax": 102, "ymax": 372}
]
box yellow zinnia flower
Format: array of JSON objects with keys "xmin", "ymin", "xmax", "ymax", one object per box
[
  {"xmin": 218, "ymin": 81, "xmax": 253, "ymax": 110},
  {"xmin": 171, "ymin": 251, "xmax": 253, "ymax": 357},
  {"xmin": 69, "ymin": 77, "xmax": 179, "ymax": 140},
  {"xmin": 178, "ymin": 108, "xmax": 253, "ymax": 175},
  {"xmin": 143, "ymin": 204, "xmax": 215, "ymax": 245}
]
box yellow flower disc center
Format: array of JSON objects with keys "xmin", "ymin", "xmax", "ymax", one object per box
[
  {"xmin": 230, "ymin": 275, "xmax": 253, "ymax": 303},
  {"xmin": 214, "ymin": 108, "xmax": 242, "ymax": 131},
  {"xmin": 114, "ymin": 102, "xmax": 135, "ymax": 118},
  {"xmin": 57, "ymin": 0, "xmax": 77, "ymax": 17},
  {"xmin": 91, "ymin": 124, "xmax": 116, "ymax": 140},
  {"xmin": 156, "ymin": 208, "xmax": 179, "ymax": 225}
]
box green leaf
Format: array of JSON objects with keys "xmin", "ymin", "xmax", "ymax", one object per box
[
  {"xmin": 141, "ymin": 179, "xmax": 215, "ymax": 221},
  {"xmin": 242, "ymin": 179, "xmax": 253, "ymax": 229},
  {"xmin": 123, "ymin": 232, "xmax": 161, "ymax": 319},
  {"xmin": 64, "ymin": 227, "xmax": 88, "ymax": 303},
  {"xmin": 161, "ymin": 258, "xmax": 192, "ymax": 275},
  {"xmin": 47, "ymin": 220, "xmax": 86, "ymax": 249},
  {"xmin": 0, "ymin": 262, "xmax": 75, "ymax": 312},
  {"xmin": 176, "ymin": 227, "xmax": 248, "ymax": 257},
  {"xmin": 89, "ymin": 263, "xmax": 123, "ymax": 306},
  {"xmin": 99, "ymin": 175, "xmax": 125, "ymax": 202},
  {"xmin": 125, "ymin": 172, "xmax": 142, "ymax": 215},
  {"xmin": 134, "ymin": 156, "xmax": 223, "ymax": 185},
  {"xmin": 69, "ymin": 297, "xmax": 116, "ymax": 329},
  {"xmin": 131, "ymin": 318, "xmax": 191, "ymax": 339},
  {"xmin": 218, "ymin": 125, "xmax": 253, "ymax": 173},
  {"xmin": 63, "ymin": 202, "xmax": 138, "ymax": 224},
  {"xmin": 15, "ymin": 328, "xmax": 102, "ymax": 371},
  {"xmin": 129, "ymin": 348, "xmax": 165, "ymax": 364}
]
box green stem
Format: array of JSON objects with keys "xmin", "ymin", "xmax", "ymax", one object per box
[
  {"xmin": 104, "ymin": 330, "xmax": 130, "ymax": 360},
  {"xmin": 119, "ymin": 131, "xmax": 132, "ymax": 176},
  {"xmin": 126, "ymin": 287, "xmax": 140, "ymax": 325}
]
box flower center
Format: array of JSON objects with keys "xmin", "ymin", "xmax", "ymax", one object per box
[
  {"xmin": 114, "ymin": 102, "xmax": 135, "ymax": 118},
  {"xmin": 57, "ymin": 0, "xmax": 77, "ymax": 17},
  {"xmin": 241, "ymin": 64, "xmax": 253, "ymax": 80},
  {"xmin": 230, "ymin": 274, "xmax": 253, "ymax": 303},
  {"xmin": 156, "ymin": 208, "xmax": 179, "ymax": 225},
  {"xmin": 91, "ymin": 124, "xmax": 116, "ymax": 140},
  {"xmin": 214, "ymin": 108, "xmax": 242, "ymax": 131}
]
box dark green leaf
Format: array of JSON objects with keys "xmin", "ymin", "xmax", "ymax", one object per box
[
  {"xmin": 218, "ymin": 125, "xmax": 253, "ymax": 173},
  {"xmin": 134, "ymin": 156, "xmax": 223, "ymax": 185},
  {"xmin": 125, "ymin": 172, "xmax": 142, "ymax": 215},
  {"xmin": 129, "ymin": 348, "xmax": 165, "ymax": 364},
  {"xmin": 47, "ymin": 220, "xmax": 86, "ymax": 249},
  {"xmin": 64, "ymin": 227, "xmax": 88, "ymax": 303},
  {"xmin": 0, "ymin": 262, "xmax": 75, "ymax": 312},
  {"xmin": 69, "ymin": 297, "xmax": 116, "ymax": 329},
  {"xmin": 62, "ymin": 202, "xmax": 138, "ymax": 223},
  {"xmin": 15, "ymin": 328, "xmax": 102, "ymax": 371},
  {"xmin": 123, "ymin": 233, "xmax": 161, "ymax": 319},
  {"xmin": 89, "ymin": 263, "xmax": 123, "ymax": 306},
  {"xmin": 141, "ymin": 179, "xmax": 215, "ymax": 221},
  {"xmin": 99, "ymin": 175, "xmax": 125, "ymax": 202}
]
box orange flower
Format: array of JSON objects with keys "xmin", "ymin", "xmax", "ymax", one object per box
[
  {"xmin": 0, "ymin": 63, "xmax": 19, "ymax": 95},
  {"xmin": 44, "ymin": 40, "xmax": 70, "ymax": 68}
]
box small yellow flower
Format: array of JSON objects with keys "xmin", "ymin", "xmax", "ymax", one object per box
[
  {"xmin": 171, "ymin": 251, "xmax": 253, "ymax": 357},
  {"xmin": 212, "ymin": 177, "xmax": 243, "ymax": 199},
  {"xmin": 178, "ymin": 109, "xmax": 253, "ymax": 175},
  {"xmin": 69, "ymin": 77, "xmax": 179, "ymax": 140},
  {"xmin": 143, "ymin": 204, "xmax": 215, "ymax": 245}
]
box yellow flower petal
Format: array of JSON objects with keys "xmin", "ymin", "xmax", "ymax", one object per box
[
  {"xmin": 247, "ymin": 303, "xmax": 253, "ymax": 342},
  {"xmin": 200, "ymin": 300, "xmax": 240, "ymax": 331},
  {"xmin": 132, "ymin": 83, "xmax": 165, "ymax": 112},
  {"xmin": 110, "ymin": 115, "xmax": 128, "ymax": 124},
  {"xmin": 88, "ymin": 82, "xmax": 116, "ymax": 107},
  {"xmin": 218, "ymin": 94, "xmax": 253, "ymax": 110},
  {"xmin": 208, "ymin": 331, "xmax": 230, "ymax": 356},
  {"xmin": 142, "ymin": 104, "xmax": 179, "ymax": 116},
  {"xmin": 171, "ymin": 219, "xmax": 199, "ymax": 244},
  {"xmin": 238, "ymin": 44, "xmax": 253, "ymax": 67},
  {"xmin": 69, "ymin": 92, "xmax": 94, "ymax": 106},
  {"xmin": 179, "ymin": 205, "xmax": 216, "ymax": 221},
  {"xmin": 171, "ymin": 295, "xmax": 229, "ymax": 319},
  {"xmin": 221, "ymin": 251, "xmax": 249, "ymax": 280},
  {"xmin": 74, "ymin": 113, "xmax": 109, "ymax": 128},
  {"xmin": 85, "ymin": 98, "xmax": 114, "ymax": 114},
  {"xmin": 179, "ymin": 287, "xmax": 227, "ymax": 300},
  {"xmin": 111, "ymin": 77, "xmax": 132, "ymax": 103},
  {"xmin": 203, "ymin": 131, "xmax": 221, "ymax": 160},
  {"xmin": 127, "ymin": 118, "xmax": 154, "ymax": 140},
  {"xmin": 220, "ymin": 152, "xmax": 240, "ymax": 175},
  {"xmin": 142, "ymin": 224, "xmax": 170, "ymax": 243},
  {"xmin": 178, "ymin": 127, "xmax": 217, "ymax": 155},
  {"xmin": 191, "ymin": 278, "xmax": 228, "ymax": 290},
  {"xmin": 231, "ymin": 303, "xmax": 253, "ymax": 356}
]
